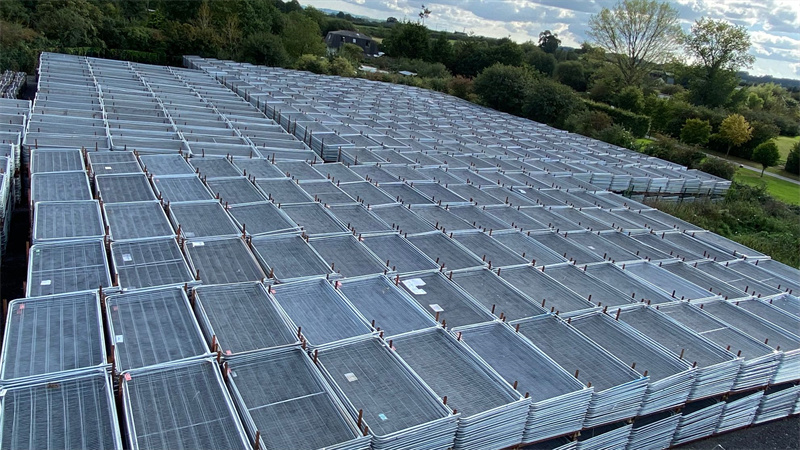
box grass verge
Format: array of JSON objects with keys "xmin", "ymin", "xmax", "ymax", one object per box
[{"xmin": 734, "ymin": 169, "xmax": 800, "ymax": 206}]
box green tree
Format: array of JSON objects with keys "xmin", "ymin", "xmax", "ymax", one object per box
[
  {"xmin": 295, "ymin": 54, "xmax": 329, "ymax": 74},
  {"xmin": 597, "ymin": 124, "xmax": 636, "ymax": 149},
  {"xmin": 430, "ymin": 34, "xmax": 453, "ymax": 67},
  {"xmin": 329, "ymin": 56, "xmax": 355, "ymax": 76},
  {"xmin": 382, "ymin": 21, "xmax": 429, "ymax": 60},
  {"xmin": 699, "ymin": 157, "xmax": 737, "ymax": 180},
  {"xmin": 522, "ymin": 44, "xmax": 556, "ymax": 76},
  {"xmin": 281, "ymin": 11, "xmax": 325, "ymax": 59},
  {"xmin": 683, "ymin": 18, "xmax": 754, "ymax": 78},
  {"xmin": 554, "ymin": 61, "xmax": 586, "ymax": 91},
  {"xmin": 751, "ymin": 141, "xmax": 780, "ymax": 176},
  {"xmin": 615, "ymin": 86, "xmax": 645, "ymax": 113},
  {"xmin": 785, "ymin": 142, "xmax": 800, "ymax": 175},
  {"xmin": 538, "ymin": 30, "xmax": 560, "ymax": 53},
  {"xmin": 521, "ymin": 78, "xmax": 585, "ymax": 128},
  {"xmin": 474, "ymin": 63, "xmax": 534, "ymax": 116},
  {"xmin": 680, "ymin": 118, "xmax": 712, "ymax": 146},
  {"xmin": 587, "ymin": 0, "xmax": 682, "ymax": 86},
  {"xmin": 240, "ymin": 32, "xmax": 288, "ymax": 66},
  {"xmin": 339, "ymin": 43, "xmax": 363, "ymax": 65},
  {"xmin": 718, "ymin": 113, "xmax": 752, "ymax": 156}
]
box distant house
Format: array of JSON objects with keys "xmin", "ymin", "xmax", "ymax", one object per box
[{"xmin": 325, "ymin": 30, "xmax": 379, "ymax": 56}]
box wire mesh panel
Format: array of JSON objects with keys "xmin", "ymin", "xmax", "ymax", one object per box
[
  {"xmin": 339, "ymin": 181, "xmax": 397, "ymax": 207},
  {"xmin": 250, "ymin": 234, "xmax": 332, "ymax": 282},
  {"xmin": 450, "ymin": 268, "xmax": 546, "ymax": 321},
  {"xmin": 452, "ymin": 232, "xmax": 529, "ymax": 268},
  {"xmin": 193, "ymin": 282, "xmax": 298, "ymax": 355},
  {"xmin": 106, "ymin": 287, "xmax": 209, "ymax": 371},
  {"xmin": 380, "ymin": 183, "xmax": 435, "ymax": 206},
  {"xmin": 88, "ymin": 151, "xmax": 143, "ymax": 175},
  {"xmin": 561, "ymin": 231, "xmax": 640, "ymax": 263},
  {"xmin": 410, "ymin": 205, "xmax": 476, "ymax": 233},
  {"xmin": 255, "ymin": 178, "xmax": 313, "ymax": 204},
  {"xmin": 626, "ymin": 411, "xmax": 680, "ymax": 450},
  {"xmin": 309, "ymin": 234, "xmax": 389, "ymax": 278},
  {"xmin": 510, "ymin": 315, "xmax": 648, "ymax": 428},
  {"xmin": 270, "ymin": 278, "xmax": 372, "ymax": 346},
  {"xmin": 312, "ymin": 162, "xmax": 363, "ymax": 183},
  {"xmin": 168, "ymin": 200, "xmax": 240, "ymax": 238},
  {"xmin": 489, "ymin": 231, "xmax": 567, "ymax": 267},
  {"xmin": 691, "ymin": 261, "xmax": 782, "ymax": 298},
  {"xmin": 33, "ymin": 200, "xmax": 104, "ymax": 243},
  {"xmin": 226, "ymin": 349, "xmax": 369, "ymax": 450},
  {"xmin": 540, "ymin": 265, "xmax": 635, "ymax": 308},
  {"xmin": 276, "ymin": 160, "xmax": 327, "ymax": 181},
  {"xmin": 617, "ymin": 305, "xmax": 740, "ymax": 401},
  {"xmin": 299, "ymin": 180, "xmax": 357, "ymax": 205},
  {"xmin": 1, "ymin": 292, "xmax": 106, "ymax": 382},
  {"xmin": 281, "ymin": 203, "xmax": 348, "ymax": 236},
  {"xmin": 0, "ymin": 371, "xmax": 122, "ymax": 450},
  {"xmin": 398, "ymin": 272, "xmax": 494, "ymax": 328},
  {"xmin": 232, "ymin": 158, "xmax": 285, "ymax": 179},
  {"xmin": 27, "ymin": 239, "xmax": 111, "ymax": 297},
  {"xmin": 121, "ymin": 360, "xmax": 250, "ymax": 450},
  {"xmin": 361, "ymin": 233, "xmax": 439, "ymax": 274},
  {"xmin": 188, "ymin": 157, "xmax": 242, "ymax": 178},
  {"xmin": 406, "ymin": 232, "xmax": 485, "ymax": 271},
  {"xmin": 152, "ymin": 175, "xmax": 213, "ymax": 202},
  {"xmin": 30, "ymin": 149, "xmax": 85, "ymax": 173},
  {"xmin": 527, "ymin": 232, "xmax": 605, "ymax": 264},
  {"xmin": 584, "ymin": 263, "xmax": 674, "ymax": 305},
  {"xmin": 184, "ymin": 237, "xmax": 265, "ymax": 284},
  {"xmin": 111, "ymin": 238, "xmax": 194, "ymax": 290},
  {"xmin": 94, "ymin": 173, "xmax": 156, "ymax": 203},
  {"xmin": 620, "ymin": 262, "xmax": 719, "ymax": 301},
  {"xmin": 482, "ymin": 206, "xmax": 550, "ymax": 232},
  {"xmin": 206, "ymin": 177, "xmax": 266, "ymax": 205},
  {"xmin": 455, "ymin": 322, "xmax": 592, "ymax": 443},
  {"xmin": 228, "ymin": 201, "xmax": 299, "ymax": 236},
  {"xmin": 735, "ymin": 298, "xmax": 800, "ymax": 335},
  {"xmin": 670, "ymin": 399, "xmax": 725, "ymax": 446},
  {"xmin": 139, "ymin": 154, "xmax": 196, "ymax": 176},
  {"xmin": 567, "ymin": 312, "xmax": 695, "ymax": 416},
  {"xmin": 328, "ymin": 204, "xmax": 393, "ymax": 234},
  {"xmin": 316, "ymin": 338, "xmax": 458, "ymax": 449},
  {"xmin": 598, "ymin": 232, "xmax": 674, "ymax": 262},
  {"xmin": 499, "ymin": 266, "xmax": 594, "ymax": 314},
  {"xmin": 371, "ymin": 204, "xmax": 437, "ymax": 235},
  {"xmin": 716, "ymin": 390, "xmax": 763, "ymax": 434},
  {"xmin": 393, "ymin": 328, "xmax": 529, "ymax": 450},
  {"xmin": 103, "ymin": 201, "xmax": 175, "ymax": 241},
  {"xmin": 338, "ymin": 276, "xmax": 436, "ymax": 338},
  {"xmin": 753, "ymin": 383, "xmax": 800, "ymax": 425},
  {"xmin": 30, "ymin": 171, "xmax": 92, "ymax": 204}
]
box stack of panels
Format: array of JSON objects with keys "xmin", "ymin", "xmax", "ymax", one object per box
[
  {"xmin": 576, "ymin": 422, "xmax": 633, "ymax": 450},
  {"xmin": 693, "ymin": 299, "xmax": 800, "ymax": 384},
  {"xmin": 657, "ymin": 302, "xmax": 781, "ymax": 392},
  {"xmin": 27, "ymin": 239, "xmax": 112, "ymax": 297},
  {"xmin": 0, "ymin": 371, "xmax": 122, "ymax": 450},
  {"xmin": 32, "ymin": 200, "xmax": 104, "ymax": 243},
  {"xmin": 753, "ymin": 383, "xmax": 800, "ymax": 425},
  {"xmin": 617, "ymin": 305, "xmax": 741, "ymax": 400},
  {"xmin": 1, "ymin": 292, "xmax": 107, "ymax": 383},
  {"xmin": 398, "ymin": 272, "xmax": 495, "ymax": 328},
  {"xmin": 193, "ymin": 282, "xmax": 299, "ymax": 355},
  {"xmin": 250, "ymin": 233, "xmax": 332, "ymax": 282},
  {"xmin": 392, "ymin": 328, "xmax": 529, "ymax": 450},
  {"xmin": 566, "ymin": 311, "xmax": 696, "ymax": 416},
  {"xmin": 670, "ymin": 399, "xmax": 726, "ymax": 446},
  {"xmin": 316, "ymin": 338, "xmax": 458, "ymax": 450},
  {"xmin": 763, "ymin": 294, "xmax": 800, "ymax": 318},
  {"xmin": 120, "ymin": 360, "xmax": 251, "ymax": 450},
  {"xmin": 625, "ymin": 412, "xmax": 680, "ymax": 450},
  {"xmin": 509, "ymin": 315, "xmax": 647, "ymax": 427},
  {"xmin": 456, "ymin": 322, "xmax": 593, "ymax": 443},
  {"xmin": 226, "ymin": 348, "xmax": 370, "ymax": 450},
  {"xmin": 715, "ymin": 390, "xmax": 763, "ymax": 434}
]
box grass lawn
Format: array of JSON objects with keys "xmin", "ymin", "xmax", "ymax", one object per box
[
  {"xmin": 773, "ymin": 136, "xmax": 799, "ymax": 161},
  {"xmin": 734, "ymin": 169, "xmax": 800, "ymax": 205}
]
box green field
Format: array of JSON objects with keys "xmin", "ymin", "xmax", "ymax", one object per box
[
  {"xmin": 733, "ymin": 169, "xmax": 800, "ymax": 205},
  {"xmin": 773, "ymin": 136, "xmax": 800, "ymax": 161}
]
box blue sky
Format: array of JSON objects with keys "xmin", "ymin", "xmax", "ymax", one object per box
[{"xmin": 304, "ymin": 0, "xmax": 800, "ymax": 80}]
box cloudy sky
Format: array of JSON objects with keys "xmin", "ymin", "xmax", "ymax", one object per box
[{"xmin": 304, "ymin": 0, "xmax": 800, "ymax": 79}]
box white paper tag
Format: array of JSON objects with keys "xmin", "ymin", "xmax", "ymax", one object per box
[
  {"xmin": 402, "ymin": 278, "xmax": 427, "ymax": 295},
  {"xmin": 192, "ymin": 241, "xmax": 205, "ymax": 247},
  {"xmin": 429, "ymin": 303, "xmax": 444, "ymax": 313},
  {"xmin": 40, "ymin": 279, "xmax": 52, "ymax": 286},
  {"xmin": 518, "ymin": 189, "xmax": 527, "ymax": 194},
  {"xmin": 115, "ymin": 335, "xmax": 124, "ymax": 343},
  {"xmin": 344, "ymin": 372, "xmax": 358, "ymax": 382},
  {"xmin": 122, "ymin": 253, "xmax": 133, "ymax": 262},
  {"xmin": 105, "ymin": 166, "xmax": 113, "ymax": 170},
  {"xmin": 378, "ymin": 413, "xmax": 388, "ymax": 421}
]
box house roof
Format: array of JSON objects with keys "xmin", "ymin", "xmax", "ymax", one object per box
[{"xmin": 326, "ymin": 30, "xmax": 374, "ymax": 41}]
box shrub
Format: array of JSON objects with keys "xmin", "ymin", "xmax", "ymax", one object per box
[
  {"xmin": 615, "ymin": 86, "xmax": 645, "ymax": 113},
  {"xmin": 582, "ymin": 99, "xmax": 651, "ymax": 138},
  {"xmin": 329, "ymin": 57, "xmax": 355, "ymax": 77},
  {"xmin": 596, "ymin": 124, "xmax": 636, "ymax": 149},
  {"xmin": 564, "ymin": 110, "xmax": 613, "ymax": 137},
  {"xmin": 751, "ymin": 141, "xmax": 781, "ymax": 176},
  {"xmin": 295, "ymin": 54, "xmax": 329, "ymax": 74},
  {"xmin": 554, "ymin": 61, "xmax": 586, "ymax": 91},
  {"xmin": 447, "ymin": 76, "xmax": 473, "ymax": 99},
  {"xmin": 680, "ymin": 118, "xmax": 711, "ymax": 146},
  {"xmin": 474, "ymin": 63, "xmax": 534, "ymax": 115},
  {"xmin": 785, "ymin": 142, "xmax": 800, "ymax": 175},
  {"xmin": 698, "ymin": 157, "xmax": 737, "ymax": 180},
  {"xmin": 521, "ymin": 77, "xmax": 585, "ymax": 128},
  {"xmin": 643, "ymin": 136, "xmax": 705, "ymax": 168}
]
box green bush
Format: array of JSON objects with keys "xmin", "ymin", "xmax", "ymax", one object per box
[
  {"xmin": 582, "ymin": 99, "xmax": 651, "ymax": 138},
  {"xmin": 698, "ymin": 157, "xmax": 737, "ymax": 180},
  {"xmin": 474, "ymin": 63, "xmax": 534, "ymax": 115},
  {"xmin": 294, "ymin": 54, "xmax": 329, "ymax": 74},
  {"xmin": 643, "ymin": 136, "xmax": 706, "ymax": 168},
  {"xmin": 615, "ymin": 86, "xmax": 645, "ymax": 113},
  {"xmin": 564, "ymin": 110, "xmax": 613, "ymax": 137},
  {"xmin": 596, "ymin": 124, "xmax": 635, "ymax": 149},
  {"xmin": 329, "ymin": 57, "xmax": 355, "ymax": 77},
  {"xmin": 447, "ymin": 76, "xmax": 473, "ymax": 99},
  {"xmin": 521, "ymin": 77, "xmax": 585, "ymax": 128},
  {"xmin": 785, "ymin": 142, "xmax": 800, "ymax": 175},
  {"xmin": 680, "ymin": 118, "xmax": 711, "ymax": 146}
]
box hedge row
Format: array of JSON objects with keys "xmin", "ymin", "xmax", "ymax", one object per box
[{"xmin": 582, "ymin": 99, "xmax": 651, "ymax": 138}]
